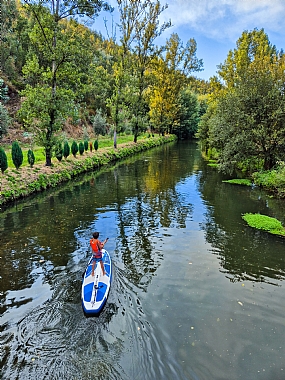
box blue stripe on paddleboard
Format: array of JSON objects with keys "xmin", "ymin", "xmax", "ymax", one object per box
[
  {"xmin": 84, "ymin": 283, "xmax": 94, "ymax": 302},
  {"xmin": 96, "ymin": 283, "xmax": 107, "ymax": 302}
]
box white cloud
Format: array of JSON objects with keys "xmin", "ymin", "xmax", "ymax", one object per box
[{"xmin": 161, "ymin": 0, "xmax": 285, "ymax": 41}]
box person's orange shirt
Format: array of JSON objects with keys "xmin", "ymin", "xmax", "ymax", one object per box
[{"xmin": 90, "ymin": 238, "xmax": 103, "ymax": 254}]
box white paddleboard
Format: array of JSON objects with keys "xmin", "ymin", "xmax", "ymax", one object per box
[{"xmin": 81, "ymin": 249, "xmax": 112, "ymax": 315}]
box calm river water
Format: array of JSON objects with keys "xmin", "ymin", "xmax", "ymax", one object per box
[{"xmin": 1, "ymin": 140, "xmax": 285, "ymax": 380}]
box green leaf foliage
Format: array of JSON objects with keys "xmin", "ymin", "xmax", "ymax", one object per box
[
  {"xmin": 55, "ymin": 142, "xmax": 63, "ymax": 161},
  {"xmin": 63, "ymin": 141, "xmax": 70, "ymax": 159},
  {"xmin": 79, "ymin": 141, "xmax": 84, "ymax": 155},
  {"xmin": 11, "ymin": 141, "xmax": 23, "ymax": 169},
  {"xmin": 71, "ymin": 140, "xmax": 79, "ymax": 157},
  {"xmin": 242, "ymin": 213, "xmax": 285, "ymax": 236},
  {"xmin": 27, "ymin": 149, "xmax": 35, "ymax": 167},
  {"xmin": 92, "ymin": 110, "xmax": 107, "ymax": 137},
  {"xmin": 222, "ymin": 179, "xmax": 252, "ymax": 186},
  {"xmin": 0, "ymin": 147, "xmax": 8, "ymax": 173},
  {"xmin": 199, "ymin": 29, "xmax": 285, "ymax": 175}
]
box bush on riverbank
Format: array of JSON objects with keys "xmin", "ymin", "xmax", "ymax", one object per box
[
  {"xmin": 0, "ymin": 135, "xmax": 176, "ymax": 206},
  {"xmin": 252, "ymin": 167, "xmax": 285, "ymax": 198}
]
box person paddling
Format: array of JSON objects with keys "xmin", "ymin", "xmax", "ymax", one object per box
[{"xmin": 90, "ymin": 232, "xmax": 108, "ymax": 276}]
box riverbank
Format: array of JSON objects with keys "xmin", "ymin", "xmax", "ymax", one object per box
[{"xmin": 0, "ymin": 135, "xmax": 176, "ymax": 207}]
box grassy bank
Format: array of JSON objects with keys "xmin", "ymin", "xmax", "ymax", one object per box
[{"xmin": 0, "ymin": 135, "xmax": 176, "ymax": 207}]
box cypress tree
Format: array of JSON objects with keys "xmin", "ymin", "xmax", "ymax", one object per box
[
  {"xmin": 94, "ymin": 139, "xmax": 99, "ymax": 151},
  {"xmin": 11, "ymin": 141, "xmax": 23, "ymax": 169},
  {"xmin": 27, "ymin": 149, "xmax": 35, "ymax": 167},
  {"xmin": 0, "ymin": 147, "xmax": 8, "ymax": 173},
  {"xmin": 63, "ymin": 141, "xmax": 70, "ymax": 159},
  {"xmin": 84, "ymin": 140, "xmax": 88, "ymax": 151},
  {"xmin": 79, "ymin": 141, "xmax": 84, "ymax": 155},
  {"xmin": 71, "ymin": 140, "xmax": 78, "ymax": 157},
  {"xmin": 55, "ymin": 142, "xmax": 63, "ymax": 161}
]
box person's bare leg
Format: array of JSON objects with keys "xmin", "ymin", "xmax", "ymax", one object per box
[
  {"xmin": 100, "ymin": 261, "xmax": 106, "ymax": 276},
  {"xmin": 91, "ymin": 261, "xmax": 95, "ymax": 276}
]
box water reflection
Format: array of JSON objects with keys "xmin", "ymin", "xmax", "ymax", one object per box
[
  {"xmin": 2, "ymin": 141, "xmax": 285, "ymax": 379},
  {"xmin": 198, "ymin": 161, "xmax": 285, "ymax": 284},
  {"xmin": 0, "ymin": 142, "xmax": 197, "ymax": 379}
]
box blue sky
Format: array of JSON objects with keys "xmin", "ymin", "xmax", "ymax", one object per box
[{"xmin": 93, "ymin": 0, "xmax": 285, "ymax": 81}]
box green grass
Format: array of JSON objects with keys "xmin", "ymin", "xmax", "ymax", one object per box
[
  {"xmin": 242, "ymin": 213, "xmax": 285, "ymax": 236},
  {"xmin": 223, "ymin": 179, "xmax": 252, "ymax": 186}
]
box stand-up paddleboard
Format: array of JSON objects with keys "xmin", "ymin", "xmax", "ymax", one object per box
[{"xmin": 81, "ymin": 249, "xmax": 112, "ymax": 315}]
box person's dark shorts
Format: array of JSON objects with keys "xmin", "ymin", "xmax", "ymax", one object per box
[{"xmin": 92, "ymin": 255, "xmax": 102, "ymax": 262}]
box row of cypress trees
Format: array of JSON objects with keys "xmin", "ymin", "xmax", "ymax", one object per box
[
  {"xmin": 55, "ymin": 139, "xmax": 98, "ymax": 161},
  {"xmin": 0, "ymin": 139, "xmax": 99, "ymax": 174},
  {"xmin": 0, "ymin": 141, "xmax": 34, "ymax": 174}
]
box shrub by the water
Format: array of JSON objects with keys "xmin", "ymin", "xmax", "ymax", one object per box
[
  {"xmin": 71, "ymin": 141, "xmax": 78, "ymax": 157},
  {"xmin": 94, "ymin": 139, "xmax": 99, "ymax": 151},
  {"xmin": 11, "ymin": 141, "xmax": 23, "ymax": 169},
  {"xmin": 242, "ymin": 213, "xmax": 285, "ymax": 236},
  {"xmin": 63, "ymin": 141, "xmax": 70, "ymax": 159},
  {"xmin": 79, "ymin": 141, "xmax": 84, "ymax": 155},
  {"xmin": 27, "ymin": 149, "xmax": 35, "ymax": 167},
  {"xmin": 0, "ymin": 147, "xmax": 8, "ymax": 173}
]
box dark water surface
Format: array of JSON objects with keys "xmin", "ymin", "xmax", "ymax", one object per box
[{"xmin": 1, "ymin": 140, "xmax": 285, "ymax": 380}]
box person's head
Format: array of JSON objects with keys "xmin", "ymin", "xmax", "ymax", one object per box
[{"xmin": 93, "ymin": 231, "xmax": 99, "ymax": 239}]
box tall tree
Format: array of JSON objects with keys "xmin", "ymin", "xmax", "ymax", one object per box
[
  {"xmin": 0, "ymin": 78, "xmax": 10, "ymax": 139},
  {"xmin": 201, "ymin": 29, "xmax": 285, "ymax": 173},
  {"xmin": 176, "ymin": 89, "xmax": 200, "ymax": 139},
  {"xmin": 19, "ymin": 0, "xmax": 110, "ymax": 166},
  {"xmin": 148, "ymin": 33, "xmax": 203, "ymax": 135},
  {"xmin": 110, "ymin": 0, "xmax": 171, "ymax": 144}
]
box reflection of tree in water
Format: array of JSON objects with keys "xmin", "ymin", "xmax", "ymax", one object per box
[
  {"xmin": 111, "ymin": 143, "xmax": 194, "ymax": 288},
  {"xmin": 115, "ymin": 162, "xmax": 193, "ymax": 290},
  {"xmin": 0, "ymin": 141, "xmax": 196, "ymax": 303},
  {"xmin": 198, "ymin": 162, "xmax": 285, "ymax": 285}
]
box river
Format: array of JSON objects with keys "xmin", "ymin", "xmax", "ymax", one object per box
[{"xmin": 1, "ymin": 140, "xmax": 285, "ymax": 380}]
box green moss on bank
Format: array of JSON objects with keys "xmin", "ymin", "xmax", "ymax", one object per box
[
  {"xmin": 0, "ymin": 135, "xmax": 176, "ymax": 206},
  {"xmin": 242, "ymin": 213, "xmax": 285, "ymax": 236}
]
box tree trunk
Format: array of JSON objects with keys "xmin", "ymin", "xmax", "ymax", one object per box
[
  {"xmin": 114, "ymin": 129, "xmax": 117, "ymax": 149},
  {"xmin": 263, "ymin": 153, "xmax": 274, "ymax": 171},
  {"xmin": 45, "ymin": 108, "xmax": 55, "ymax": 166}
]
